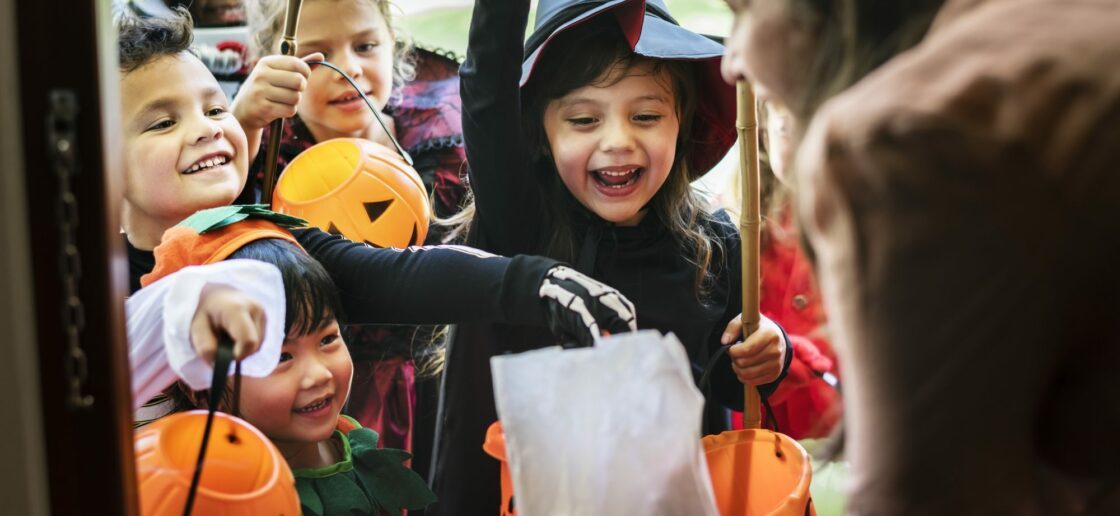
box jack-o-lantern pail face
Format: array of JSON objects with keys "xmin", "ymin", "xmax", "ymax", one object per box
[
  {"xmin": 135, "ymin": 410, "xmax": 301, "ymax": 516},
  {"xmin": 272, "ymin": 138, "xmax": 430, "ymax": 248}
]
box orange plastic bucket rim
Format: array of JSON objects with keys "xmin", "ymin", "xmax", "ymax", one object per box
[
  {"xmin": 483, "ymin": 421, "xmax": 507, "ymax": 460},
  {"xmin": 483, "ymin": 421, "xmax": 518, "ymax": 516},
  {"xmin": 701, "ymin": 428, "xmax": 814, "ymax": 516},
  {"xmin": 271, "ymin": 137, "xmax": 430, "ymax": 248},
  {"xmin": 274, "ymin": 138, "xmax": 418, "ymax": 208}
]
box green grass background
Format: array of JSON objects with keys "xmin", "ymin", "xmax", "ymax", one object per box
[{"xmin": 399, "ymin": 0, "xmax": 733, "ymax": 57}]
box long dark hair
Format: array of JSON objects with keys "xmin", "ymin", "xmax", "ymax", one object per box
[{"xmin": 166, "ymin": 238, "xmax": 344, "ymax": 412}]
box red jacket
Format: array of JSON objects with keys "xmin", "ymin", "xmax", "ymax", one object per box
[{"xmin": 732, "ymin": 216, "xmax": 841, "ymax": 439}]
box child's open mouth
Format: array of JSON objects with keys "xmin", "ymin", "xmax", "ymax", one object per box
[
  {"xmin": 591, "ymin": 167, "xmax": 643, "ymax": 196},
  {"xmin": 294, "ymin": 396, "xmax": 333, "ymax": 416},
  {"xmin": 182, "ymin": 154, "xmax": 231, "ymax": 175}
]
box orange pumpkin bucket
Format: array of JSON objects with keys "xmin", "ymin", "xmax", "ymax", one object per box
[
  {"xmin": 135, "ymin": 410, "xmax": 300, "ymax": 516},
  {"xmin": 272, "ymin": 138, "xmax": 430, "ymax": 248},
  {"xmin": 483, "ymin": 421, "xmax": 517, "ymax": 516},
  {"xmin": 701, "ymin": 428, "xmax": 814, "ymax": 515}
]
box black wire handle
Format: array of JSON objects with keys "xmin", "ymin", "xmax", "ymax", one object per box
[
  {"xmin": 304, "ymin": 59, "xmax": 414, "ymax": 167},
  {"xmin": 182, "ymin": 335, "xmax": 239, "ymax": 516},
  {"xmin": 697, "ymin": 343, "xmax": 780, "ymax": 434}
]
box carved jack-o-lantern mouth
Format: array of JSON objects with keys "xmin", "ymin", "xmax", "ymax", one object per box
[
  {"xmin": 272, "ymin": 138, "xmax": 430, "ymax": 248},
  {"xmin": 323, "ymin": 200, "xmax": 422, "ymax": 247}
]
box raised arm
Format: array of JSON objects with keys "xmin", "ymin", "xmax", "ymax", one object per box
[{"xmin": 459, "ymin": 0, "xmax": 541, "ymax": 256}]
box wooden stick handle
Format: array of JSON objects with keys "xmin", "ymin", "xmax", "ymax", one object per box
[
  {"xmin": 737, "ymin": 80, "xmax": 763, "ymax": 429},
  {"xmin": 261, "ymin": 0, "xmax": 303, "ymax": 204}
]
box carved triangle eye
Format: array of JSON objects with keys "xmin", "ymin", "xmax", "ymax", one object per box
[
  {"xmin": 363, "ymin": 200, "xmax": 393, "ymax": 222},
  {"xmin": 409, "ymin": 224, "xmax": 420, "ymax": 246},
  {"xmin": 327, "ymin": 222, "xmax": 343, "ymax": 236}
]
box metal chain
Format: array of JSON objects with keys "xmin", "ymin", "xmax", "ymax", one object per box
[{"xmin": 48, "ymin": 90, "xmax": 94, "ymax": 410}]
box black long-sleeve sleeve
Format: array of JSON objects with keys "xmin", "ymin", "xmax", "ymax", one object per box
[
  {"xmin": 293, "ymin": 228, "xmax": 556, "ymax": 326},
  {"xmin": 460, "ymin": 0, "xmax": 542, "ymax": 256}
]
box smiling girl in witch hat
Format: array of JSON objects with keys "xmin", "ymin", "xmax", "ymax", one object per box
[{"xmin": 428, "ymin": 1, "xmax": 794, "ymax": 512}]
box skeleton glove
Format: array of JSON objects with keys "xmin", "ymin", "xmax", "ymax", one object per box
[{"xmin": 538, "ymin": 266, "xmax": 637, "ymax": 348}]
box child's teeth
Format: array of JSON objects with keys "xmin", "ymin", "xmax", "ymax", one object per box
[
  {"xmin": 298, "ymin": 399, "xmax": 328, "ymax": 412},
  {"xmin": 186, "ymin": 156, "xmax": 230, "ymax": 174}
]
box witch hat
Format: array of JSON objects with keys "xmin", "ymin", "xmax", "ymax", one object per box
[{"xmin": 521, "ymin": 0, "xmax": 736, "ymax": 176}]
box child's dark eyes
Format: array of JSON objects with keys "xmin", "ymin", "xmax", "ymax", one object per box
[
  {"xmin": 566, "ymin": 117, "xmax": 597, "ymax": 127},
  {"xmin": 206, "ymin": 106, "xmax": 227, "ymax": 117},
  {"xmin": 633, "ymin": 114, "xmax": 663, "ymax": 123},
  {"xmin": 278, "ymin": 352, "xmax": 294, "ymax": 363},
  {"xmin": 355, "ymin": 42, "xmax": 380, "ymax": 53},
  {"xmin": 145, "ymin": 119, "xmax": 175, "ymax": 132},
  {"xmin": 320, "ymin": 333, "xmax": 340, "ymax": 347}
]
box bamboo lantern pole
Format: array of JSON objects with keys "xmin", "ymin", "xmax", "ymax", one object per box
[
  {"xmin": 737, "ymin": 80, "xmax": 763, "ymax": 429},
  {"xmin": 260, "ymin": 0, "xmax": 304, "ymax": 203}
]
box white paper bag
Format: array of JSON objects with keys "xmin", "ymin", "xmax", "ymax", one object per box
[{"xmin": 490, "ymin": 330, "xmax": 719, "ymax": 516}]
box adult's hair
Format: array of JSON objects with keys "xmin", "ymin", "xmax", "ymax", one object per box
[
  {"xmin": 117, "ymin": 7, "xmax": 195, "ymax": 73},
  {"xmin": 788, "ymin": 0, "xmax": 946, "ymax": 120}
]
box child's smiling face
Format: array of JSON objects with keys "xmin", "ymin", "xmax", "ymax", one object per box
[
  {"xmin": 120, "ymin": 53, "xmax": 248, "ymax": 246},
  {"xmin": 240, "ymin": 320, "xmax": 353, "ymax": 450},
  {"xmin": 542, "ymin": 59, "xmax": 681, "ymax": 226},
  {"xmin": 294, "ymin": 0, "xmax": 395, "ymax": 141}
]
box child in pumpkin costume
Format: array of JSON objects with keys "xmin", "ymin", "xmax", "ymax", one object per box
[{"xmin": 139, "ymin": 205, "xmax": 437, "ymax": 515}]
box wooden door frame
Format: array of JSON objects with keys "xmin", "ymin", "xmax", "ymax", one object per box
[
  {"xmin": 0, "ymin": 0, "xmax": 49, "ymax": 512},
  {"xmin": 12, "ymin": 0, "xmax": 137, "ymax": 514}
]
